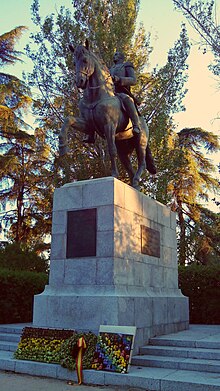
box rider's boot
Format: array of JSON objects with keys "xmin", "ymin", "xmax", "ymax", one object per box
[
  {"xmin": 146, "ymin": 145, "xmax": 157, "ymax": 175},
  {"xmin": 123, "ymin": 96, "xmax": 141, "ymax": 137},
  {"xmin": 83, "ymin": 131, "xmax": 96, "ymax": 144}
]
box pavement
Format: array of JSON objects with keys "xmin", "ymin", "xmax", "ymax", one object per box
[{"xmin": 0, "ymin": 371, "xmax": 143, "ymax": 391}]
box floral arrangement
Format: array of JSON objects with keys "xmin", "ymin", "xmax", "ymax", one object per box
[
  {"xmin": 60, "ymin": 332, "xmax": 97, "ymax": 370},
  {"xmin": 92, "ymin": 332, "xmax": 134, "ymax": 373},
  {"xmin": 14, "ymin": 326, "xmax": 97, "ymax": 370},
  {"xmin": 14, "ymin": 327, "xmax": 75, "ymax": 364}
]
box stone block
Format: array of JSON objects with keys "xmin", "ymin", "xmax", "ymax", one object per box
[
  {"xmin": 133, "ymin": 261, "xmax": 145, "ymax": 287},
  {"xmin": 164, "ymin": 267, "xmax": 179, "ymax": 289},
  {"xmin": 118, "ymin": 297, "xmax": 135, "ymax": 325},
  {"xmin": 53, "ymin": 184, "xmax": 83, "ymax": 211},
  {"xmin": 114, "ymin": 230, "xmax": 138, "ymax": 259},
  {"xmin": 83, "ymin": 369, "xmax": 105, "ymax": 385},
  {"xmin": 170, "ymin": 210, "xmax": 177, "ymax": 230},
  {"xmin": 142, "ymin": 196, "xmax": 158, "ymax": 222},
  {"xmin": 33, "ymin": 294, "xmax": 49, "ymax": 326},
  {"xmin": 0, "ymin": 357, "xmax": 15, "ymax": 371},
  {"xmin": 124, "ymin": 185, "xmax": 143, "ymax": 215},
  {"xmin": 114, "ymin": 258, "xmax": 135, "ymax": 286},
  {"xmin": 167, "ymin": 296, "xmax": 189, "ymax": 324},
  {"xmin": 51, "ymin": 234, "xmax": 66, "ymax": 260},
  {"xmin": 161, "ymin": 226, "xmax": 177, "ymax": 249},
  {"xmin": 133, "ymin": 213, "xmax": 144, "ymax": 239},
  {"xmin": 97, "ymin": 230, "xmax": 114, "ymax": 257},
  {"xmin": 152, "ymin": 297, "xmax": 168, "ymax": 325},
  {"xmin": 96, "ymin": 258, "xmax": 114, "ymax": 285},
  {"xmin": 49, "ymin": 260, "xmax": 65, "ymax": 286},
  {"xmin": 15, "ymin": 360, "xmax": 57, "ymax": 378},
  {"xmin": 97, "ymin": 205, "xmax": 114, "ymax": 231},
  {"xmin": 56, "ymin": 365, "xmax": 78, "ymax": 381},
  {"xmin": 157, "ymin": 203, "xmax": 171, "ymax": 228},
  {"xmin": 51, "ymin": 211, "xmax": 66, "ymax": 234},
  {"xmin": 114, "ymin": 206, "xmax": 134, "ymax": 233},
  {"xmin": 64, "ymin": 258, "xmax": 97, "ymax": 285},
  {"xmin": 161, "ymin": 246, "xmax": 174, "ymax": 266},
  {"xmin": 150, "ymin": 265, "xmax": 164, "ymax": 288},
  {"xmin": 134, "ymin": 297, "xmax": 153, "ymax": 328},
  {"xmin": 113, "ymin": 177, "xmax": 125, "ymax": 208},
  {"xmin": 104, "ymin": 370, "xmax": 160, "ymax": 390},
  {"xmin": 82, "ymin": 177, "xmax": 114, "ymax": 207}
]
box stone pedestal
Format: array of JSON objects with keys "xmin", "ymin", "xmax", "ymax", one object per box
[{"xmin": 33, "ymin": 177, "xmax": 189, "ymax": 351}]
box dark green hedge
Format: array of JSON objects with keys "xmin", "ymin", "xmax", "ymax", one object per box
[
  {"xmin": 179, "ymin": 264, "xmax": 220, "ymax": 324},
  {"xmin": 0, "ymin": 268, "xmax": 48, "ymax": 324}
]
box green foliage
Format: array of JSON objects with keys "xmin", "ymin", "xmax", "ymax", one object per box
[
  {"xmin": 0, "ymin": 125, "xmax": 53, "ymax": 247},
  {"xmin": 14, "ymin": 326, "xmax": 97, "ymax": 371},
  {"xmin": 0, "ymin": 26, "xmax": 27, "ymax": 66},
  {"xmin": 0, "ymin": 26, "xmax": 53, "ymax": 249},
  {"xmin": 167, "ymin": 127, "xmax": 219, "ymax": 265},
  {"xmin": 191, "ymin": 208, "xmax": 220, "ymax": 264},
  {"xmin": 173, "ymin": 0, "xmax": 220, "ymax": 77},
  {"xmin": 0, "ymin": 268, "xmax": 48, "ymax": 324},
  {"xmin": 179, "ymin": 264, "xmax": 220, "ymax": 324},
  {"xmin": 0, "ymin": 242, "xmax": 48, "ymax": 272}
]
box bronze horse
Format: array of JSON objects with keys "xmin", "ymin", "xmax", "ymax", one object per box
[{"xmin": 59, "ymin": 41, "xmax": 152, "ymax": 189}]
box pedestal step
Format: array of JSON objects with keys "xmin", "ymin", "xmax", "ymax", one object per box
[
  {"xmin": 0, "ymin": 324, "xmax": 220, "ymax": 390},
  {"xmin": 0, "ymin": 324, "xmax": 29, "ymax": 352}
]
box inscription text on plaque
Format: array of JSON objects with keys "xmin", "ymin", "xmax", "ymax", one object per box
[{"xmin": 141, "ymin": 226, "xmax": 160, "ymax": 258}]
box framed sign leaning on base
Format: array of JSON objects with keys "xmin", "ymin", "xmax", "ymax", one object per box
[{"xmin": 92, "ymin": 325, "xmax": 136, "ymax": 373}]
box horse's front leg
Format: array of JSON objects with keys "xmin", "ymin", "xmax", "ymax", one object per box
[
  {"xmin": 59, "ymin": 116, "xmax": 76, "ymax": 156},
  {"xmin": 104, "ymin": 124, "xmax": 119, "ymax": 178},
  {"xmin": 59, "ymin": 115, "xmax": 88, "ymax": 156}
]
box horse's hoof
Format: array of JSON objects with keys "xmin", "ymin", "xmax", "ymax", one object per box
[
  {"xmin": 111, "ymin": 169, "xmax": 119, "ymax": 178},
  {"xmin": 59, "ymin": 145, "xmax": 69, "ymax": 156},
  {"xmin": 132, "ymin": 180, "xmax": 140, "ymax": 191}
]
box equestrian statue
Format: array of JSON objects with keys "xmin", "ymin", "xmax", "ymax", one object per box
[{"xmin": 59, "ymin": 40, "xmax": 156, "ymax": 189}]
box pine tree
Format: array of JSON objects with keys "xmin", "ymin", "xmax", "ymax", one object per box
[
  {"xmin": 0, "ymin": 27, "xmax": 52, "ymax": 251},
  {"xmin": 167, "ymin": 127, "xmax": 219, "ymax": 265}
]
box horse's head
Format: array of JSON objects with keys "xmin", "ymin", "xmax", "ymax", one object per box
[{"xmin": 70, "ymin": 41, "xmax": 95, "ymax": 89}]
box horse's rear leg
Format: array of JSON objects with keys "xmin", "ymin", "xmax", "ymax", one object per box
[
  {"xmin": 117, "ymin": 149, "xmax": 135, "ymax": 185},
  {"xmin": 133, "ymin": 140, "xmax": 147, "ymax": 189},
  {"xmin": 105, "ymin": 125, "xmax": 119, "ymax": 178}
]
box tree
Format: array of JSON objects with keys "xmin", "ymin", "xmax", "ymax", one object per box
[
  {"xmin": 0, "ymin": 27, "xmax": 31, "ymax": 138},
  {"xmin": 0, "ymin": 242, "xmax": 48, "ymax": 272},
  {"xmin": 0, "ymin": 27, "xmax": 52, "ymax": 251},
  {"xmin": 173, "ymin": 0, "xmax": 220, "ymax": 77},
  {"xmin": 167, "ymin": 127, "xmax": 219, "ymax": 265},
  {"xmin": 192, "ymin": 208, "xmax": 220, "ymax": 264},
  {"xmin": 140, "ymin": 24, "xmax": 190, "ymax": 203},
  {"xmin": 0, "ymin": 26, "xmax": 27, "ymax": 66}
]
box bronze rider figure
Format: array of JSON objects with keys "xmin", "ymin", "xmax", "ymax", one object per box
[{"xmin": 85, "ymin": 51, "xmax": 156, "ymax": 174}]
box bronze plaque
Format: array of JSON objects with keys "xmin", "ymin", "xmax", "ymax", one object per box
[
  {"xmin": 67, "ymin": 209, "xmax": 97, "ymax": 258},
  {"xmin": 141, "ymin": 225, "xmax": 160, "ymax": 258}
]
